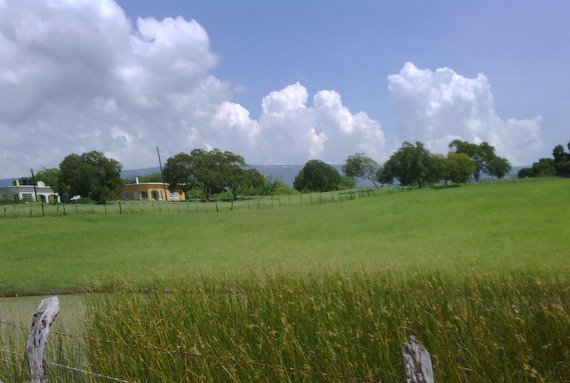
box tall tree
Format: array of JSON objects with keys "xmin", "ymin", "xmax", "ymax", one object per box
[
  {"xmin": 294, "ymin": 159, "xmax": 341, "ymax": 192},
  {"xmin": 163, "ymin": 149, "xmax": 249, "ymax": 202},
  {"xmin": 552, "ymin": 142, "xmax": 570, "ymax": 177},
  {"xmin": 215, "ymin": 150, "xmax": 247, "ymax": 205},
  {"xmin": 378, "ymin": 142, "xmax": 433, "ymax": 187},
  {"xmin": 449, "ymin": 140, "xmax": 511, "ymax": 180},
  {"xmin": 485, "ymin": 156, "xmax": 511, "ymax": 179},
  {"xmin": 446, "ymin": 152, "xmax": 476, "ymax": 183},
  {"xmin": 34, "ymin": 168, "xmax": 60, "ymax": 189},
  {"xmin": 58, "ymin": 151, "xmax": 123, "ymax": 203},
  {"xmin": 162, "ymin": 152, "xmax": 194, "ymax": 194},
  {"xmin": 342, "ymin": 153, "xmax": 382, "ymax": 190},
  {"xmin": 449, "ymin": 140, "xmax": 484, "ymax": 181}
]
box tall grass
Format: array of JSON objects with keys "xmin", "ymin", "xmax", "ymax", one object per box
[{"xmin": 84, "ymin": 271, "xmax": 569, "ymax": 383}]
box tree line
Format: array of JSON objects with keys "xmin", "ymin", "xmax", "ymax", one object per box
[
  {"xmin": 15, "ymin": 138, "xmax": 568, "ymax": 204},
  {"xmin": 517, "ymin": 141, "xmax": 570, "ymax": 178},
  {"xmin": 25, "ymin": 149, "xmax": 293, "ymax": 204},
  {"xmin": 294, "ymin": 139, "xmax": 512, "ymax": 192}
]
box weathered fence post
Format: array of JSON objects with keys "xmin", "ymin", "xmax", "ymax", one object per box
[
  {"xmin": 27, "ymin": 296, "xmax": 60, "ymax": 383},
  {"xmin": 402, "ymin": 336, "xmax": 434, "ymax": 383}
]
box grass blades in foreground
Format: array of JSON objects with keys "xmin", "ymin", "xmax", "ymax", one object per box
[{"xmin": 84, "ymin": 271, "xmax": 569, "ymax": 383}]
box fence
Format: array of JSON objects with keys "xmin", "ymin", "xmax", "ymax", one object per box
[
  {"xmin": 1, "ymin": 296, "xmax": 434, "ymax": 383},
  {"xmin": 0, "ymin": 188, "xmax": 381, "ymax": 219}
]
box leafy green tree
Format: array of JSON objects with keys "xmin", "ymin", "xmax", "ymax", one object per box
[
  {"xmin": 238, "ymin": 169, "xmax": 266, "ymax": 195},
  {"xmin": 58, "ymin": 151, "xmax": 123, "ymax": 203},
  {"xmin": 34, "ymin": 168, "xmax": 60, "ymax": 188},
  {"xmin": 486, "ymin": 156, "xmax": 511, "ymax": 179},
  {"xmin": 446, "ymin": 152, "xmax": 476, "ymax": 183},
  {"xmin": 449, "ymin": 140, "xmax": 484, "ymax": 181},
  {"xmin": 517, "ymin": 158, "xmax": 557, "ymax": 178},
  {"xmin": 552, "ymin": 142, "xmax": 570, "ymax": 177},
  {"xmin": 426, "ymin": 154, "xmax": 448, "ymax": 184},
  {"xmin": 163, "ymin": 149, "xmax": 249, "ymax": 202},
  {"xmin": 340, "ymin": 175, "xmax": 357, "ymax": 190},
  {"xmin": 379, "ymin": 142, "xmax": 433, "ymax": 187},
  {"xmin": 518, "ymin": 141, "xmax": 570, "ymax": 178},
  {"xmin": 240, "ymin": 173, "xmax": 296, "ymax": 196},
  {"xmin": 449, "ymin": 140, "xmax": 511, "ymax": 181},
  {"xmin": 215, "ymin": 150, "xmax": 247, "ymax": 205},
  {"xmin": 342, "ymin": 153, "xmax": 382, "ymax": 190},
  {"xmin": 517, "ymin": 167, "xmax": 535, "ymax": 178},
  {"xmin": 162, "ymin": 152, "xmax": 194, "ymax": 194},
  {"xmin": 293, "ymin": 159, "xmax": 341, "ymax": 192},
  {"xmin": 189, "ymin": 149, "xmax": 227, "ymax": 201}
]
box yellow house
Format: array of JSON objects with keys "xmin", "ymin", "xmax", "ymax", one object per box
[{"xmin": 118, "ymin": 179, "xmax": 185, "ymax": 201}]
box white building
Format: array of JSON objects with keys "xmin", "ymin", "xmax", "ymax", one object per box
[{"xmin": 0, "ymin": 180, "xmax": 60, "ymax": 203}]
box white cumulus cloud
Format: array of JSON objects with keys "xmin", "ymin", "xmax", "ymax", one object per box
[
  {"xmin": 248, "ymin": 83, "xmax": 385, "ymax": 164},
  {"xmin": 0, "ymin": 0, "xmax": 385, "ymax": 178},
  {"xmin": 388, "ymin": 62, "xmax": 543, "ymax": 165}
]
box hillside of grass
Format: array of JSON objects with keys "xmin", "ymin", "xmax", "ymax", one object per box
[{"xmin": 0, "ymin": 178, "xmax": 568, "ymax": 296}]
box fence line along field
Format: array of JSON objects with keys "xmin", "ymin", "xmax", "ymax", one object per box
[
  {"xmin": 1, "ymin": 188, "xmax": 372, "ymax": 218},
  {"xmin": 1, "ymin": 178, "xmax": 569, "ymax": 382}
]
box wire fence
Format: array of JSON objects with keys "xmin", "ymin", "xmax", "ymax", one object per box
[
  {"xmin": 2, "ymin": 175, "xmax": 559, "ymax": 219},
  {"xmin": 0, "ymin": 345, "xmax": 134, "ymax": 383},
  {"xmin": 0, "ymin": 188, "xmax": 380, "ymax": 219},
  {"xmin": 0, "ymin": 177, "xmax": 556, "ymax": 218},
  {"xmin": 1, "ymin": 317, "xmax": 391, "ymax": 383}
]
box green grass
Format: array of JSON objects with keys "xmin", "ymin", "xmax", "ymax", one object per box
[
  {"xmin": 0, "ymin": 179, "xmax": 568, "ymax": 296},
  {"xmin": 0, "ymin": 180, "xmax": 570, "ymax": 295},
  {"xmin": 0, "ymin": 179, "xmax": 569, "ymax": 382},
  {"xmin": 81, "ymin": 272, "xmax": 568, "ymax": 383}
]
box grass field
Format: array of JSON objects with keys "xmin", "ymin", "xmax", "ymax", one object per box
[
  {"xmin": 1, "ymin": 178, "xmax": 569, "ymax": 382},
  {"xmin": 0, "ymin": 178, "xmax": 568, "ymax": 296}
]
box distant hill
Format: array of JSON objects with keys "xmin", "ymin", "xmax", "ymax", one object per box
[{"xmin": 0, "ymin": 179, "xmax": 11, "ymax": 187}]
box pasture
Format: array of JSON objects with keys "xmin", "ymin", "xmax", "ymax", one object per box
[
  {"xmin": 0, "ymin": 179, "xmax": 568, "ymax": 296},
  {"xmin": 0, "ymin": 178, "xmax": 569, "ymax": 382}
]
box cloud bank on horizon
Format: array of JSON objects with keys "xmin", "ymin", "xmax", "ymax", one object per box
[{"xmin": 0, "ymin": 0, "xmax": 543, "ymax": 178}]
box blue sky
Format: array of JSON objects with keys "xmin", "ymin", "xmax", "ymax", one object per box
[
  {"xmin": 116, "ymin": 0, "xmax": 569, "ymax": 138},
  {"xmin": 0, "ymin": 0, "xmax": 568, "ymax": 177}
]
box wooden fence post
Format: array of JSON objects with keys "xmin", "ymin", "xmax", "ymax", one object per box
[
  {"xmin": 27, "ymin": 296, "xmax": 60, "ymax": 383},
  {"xmin": 402, "ymin": 336, "xmax": 434, "ymax": 383}
]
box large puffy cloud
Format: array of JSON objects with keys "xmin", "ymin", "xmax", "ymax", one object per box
[
  {"xmin": 0, "ymin": 0, "xmax": 385, "ymax": 178},
  {"xmin": 211, "ymin": 83, "xmax": 386, "ymax": 165},
  {"xmin": 0, "ymin": 0, "xmax": 225, "ymax": 177},
  {"xmin": 388, "ymin": 62, "xmax": 543, "ymax": 165}
]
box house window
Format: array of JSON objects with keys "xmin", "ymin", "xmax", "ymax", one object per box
[
  {"xmin": 123, "ymin": 191, "xmax": 129, "ymax": 200},
  {"xmin": 21, "ymin": 193, "xmax": 33, "ymax": 202},
  {"xmin": 140, "ymin": 191, "xmax": 148, "ymax": 200}
]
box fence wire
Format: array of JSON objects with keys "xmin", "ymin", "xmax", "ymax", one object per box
[
  {"xmin": 1, "ymin": 318, "xmax": 386, "ymax": 383},
  {"xmin": 0, "ymin": 345, "xmax": 136, "ymax": 383}
]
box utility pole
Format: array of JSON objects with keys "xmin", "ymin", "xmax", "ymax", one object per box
[
  {"xmin": 156, "ymin": 146, "xmax": 169, "ymax": 201},
  {"xmin": 30, "ymin": 169, "xmax": 38, "ymax": 202}
]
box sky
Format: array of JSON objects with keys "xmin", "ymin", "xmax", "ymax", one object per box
[{"xmin": 1, "ymin": 0, "xmax": 568, "ymax": 178}]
